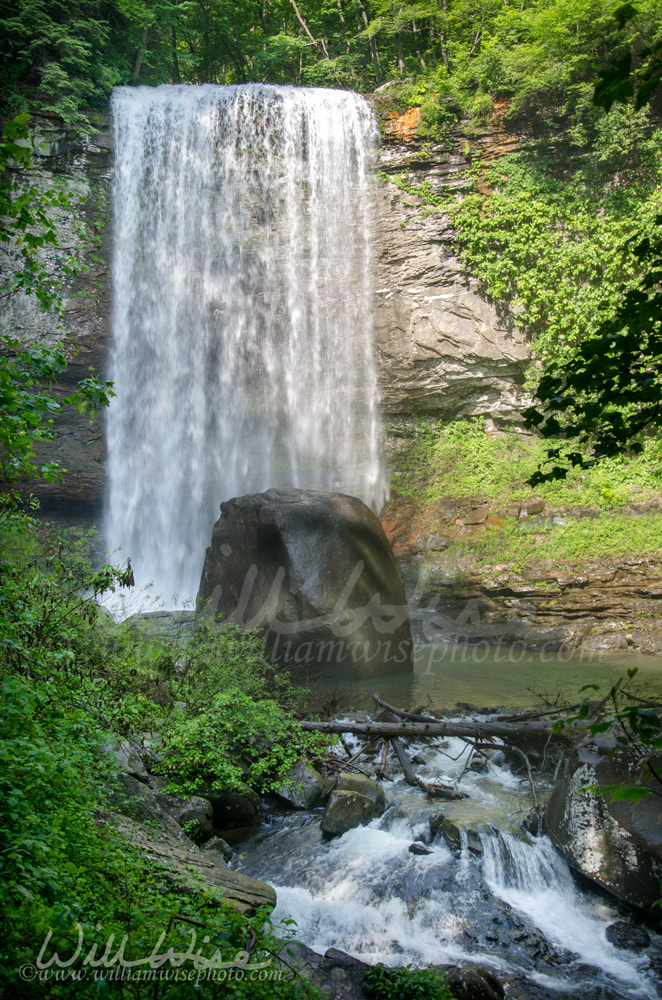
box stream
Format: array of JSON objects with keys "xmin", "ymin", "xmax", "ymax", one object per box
[{"xmin": 232, "ymin": 661, "xmax": 662, "ymax": 999}]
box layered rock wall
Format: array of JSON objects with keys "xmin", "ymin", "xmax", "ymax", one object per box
[
  {"xmin": 374, "ymin": 134, "xmax": 530, "ymax": 432},
  {"xmin": 2, "ymin": 116, "xmax": 113, "ymax": 524}
]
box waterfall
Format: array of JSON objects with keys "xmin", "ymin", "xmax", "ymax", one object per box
[{"xmin": 106, "ymin": 84, "xmax": 384, "ymax": 607}]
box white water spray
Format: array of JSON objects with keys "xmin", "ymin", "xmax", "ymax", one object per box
[{"xmin": 106, "ymin": 84, "xmax": 384, "ymax": 606}]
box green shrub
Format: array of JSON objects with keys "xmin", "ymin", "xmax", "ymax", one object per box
[
  {"xmin": 362, "ymin": 963, "xmax": 453, "ymax": 1000},
  {"xmin": 158, "ymin": 689, "xmax": 321, "ymax": 796},
  {"xmin": 392, "ymin": 417, "xmax": 662, "ymax": 512}
]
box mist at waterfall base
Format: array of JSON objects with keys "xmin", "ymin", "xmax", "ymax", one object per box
[
  {"xmin": 234, "ymin": 732, "xmax": 661, "ymax": 1000},
  {"xmin": 106, "ymin": 84, "xmax": 384, "ymax": 610}
]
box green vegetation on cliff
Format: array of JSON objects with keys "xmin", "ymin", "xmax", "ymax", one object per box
[{"xmin": 389, "ymin": 417, "xmax": 662, "ymax": 571}]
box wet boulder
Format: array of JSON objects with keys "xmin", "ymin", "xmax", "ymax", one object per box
[
  {"xmin": 275, "ymin": 759, "xmax": 328, "ymax": 810},
  {"xmin": 605, "ymin": 921, "xmax": 651, "ymax": 952},
  {"xmin": 321, "ymin": 772, "xmax": 385, "ymax": 836},
  {"xmin": 439, "ymin": 965, "xmax": 505, "ymax": 1000},
  {"xmin": 153, "ymin": 793, "xmax": 214, "ymax": 843},
  {"xmin": 199, "ymin": 784, "xmax": 262, "ymax": 843},
  {"xmin": 544, "ymin": 733, "xmax": 662, "ymax": 915},
  {"xmin": 197, "ymin": 488, "xmax": 413, "ymax": 679}
]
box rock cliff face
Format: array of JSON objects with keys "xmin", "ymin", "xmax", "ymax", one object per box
[
  {"xmin": 2, "ymin": 115, "xmax": 113, "ymax": 526},
  {"xmin": 374, "ymin": 132, "xmax": 530, "ymax": 433}
]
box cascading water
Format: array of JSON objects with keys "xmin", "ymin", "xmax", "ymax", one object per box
[
  {"xmin": 106, "ymin": 84, "xmax": 384, "ymax": 607},
  {"xmin": 234, "ymin": 732, "xmax": 661, "ymax": 999}
]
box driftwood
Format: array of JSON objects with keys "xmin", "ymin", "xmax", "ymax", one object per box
[
  {"xmin": 301, "ymin": 716, "xmax": 562, "ymax": 747},
  {"xmin": 391, "ymin": 737, "xmax": 469, "ymax": 799},
  {"xmin": 308, "ymin": 692, "xmax": 568, "ymax": 803}
]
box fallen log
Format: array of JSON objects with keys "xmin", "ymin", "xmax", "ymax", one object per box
[
  {"xmin": 301, "ymin": 718, "xmax": 565, "ymax": 748},
  {"xmin": 391, "ymin": 737, "xmax": 469, "ymax": 800}
]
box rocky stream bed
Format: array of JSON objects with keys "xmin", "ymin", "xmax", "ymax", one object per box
[{"xmin": 108, "ymin": 697, "xmax": 662, "ymax": 1000}]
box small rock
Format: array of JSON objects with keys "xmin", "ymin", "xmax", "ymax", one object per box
[
  {"xmin": 520, "ymin": 499, "xmax": 544, "ymax": 517},
  {"xmin": 605, "ymin": 921, "xmax": 651, "ymax": 952},
  {"xmin": 463, "ymin": 506, "xmax": 491, "ymax": 525},
  {"xmin": 201, "ymin": 835, "xmax": 233, "ymax": 862},
  {"xmin": 440, "ymin": 964, "xmax": 505, "ymax": 1000},
  {"xmin": 521, "ymin": 806, "xmax": 543, "ymax": 838},
  {"xmin": 112, "ymin": 740, "xmax": 149, "ymax": 781},
  {"xmin": 174, "ymin": 796, "xmax": 214, "ymax": 843},
  {"xmin": 409, "ymin": 841, "xmax": 433, "ymax": 855},
  {"xmin": 411, "ymin": 532, "xmax": 449, "ymax": 553}
]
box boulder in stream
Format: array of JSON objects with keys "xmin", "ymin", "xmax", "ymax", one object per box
[
  {"xmin": 197, "ymin": 488, "xmax": 413, "ymax": 679},
  {"xmin": 544, "ymin": 732, "xmax": 662, "ymax": 916},
  {"xmin": 321, "ymin": 772, "xmax": 386, "ymax": 836},
  {"xmin": 275, "ymin": 759, "xmax": 328, "ymax": 809}
]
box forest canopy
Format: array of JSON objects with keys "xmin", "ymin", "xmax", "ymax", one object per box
[{"xmin": 1, "ymin": 0, "xmax": 661, "ymax": 130}]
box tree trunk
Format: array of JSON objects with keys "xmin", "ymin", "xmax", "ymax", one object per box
[
  {"xmin": 171, "ymin": 28, "xmax": 180, "ymax": 84},
  {"xmin": 356, "ymin": 2, "xmax": 381, "ymax": 82},
  {"xmin": 301, "ymin": 717, "xmax": 565, "ymax": 748},
  {"xmin": 396, "ymin": 31, "xmax": 405, "ymax": 75},
  {"xmin": 337, "ymin": 0, "xmax": 350, "ymax": 52},
  {"xmin": 289, "ymin": 0, "xmax": 330, "ymax": 58},
  {"xmin": 132, "ymin": 26, "xmax": 149, "ymax": 82}
]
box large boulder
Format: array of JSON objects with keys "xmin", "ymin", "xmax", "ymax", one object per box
[
  {"xmin": 110, "ymin": 814, "xmax": 276, "ymax": 914},
  {"xmin": 197, "ymin": 488, "xmax": 413, "ymax": 679},
  {"xmin": 544, "ymin": 733, "xmax": 662, "ymax": 916},
  {"xmin": 275, "ymin": 759, "xmax": 328, "ymax": 810},
  {"xmin": 320, "ymin": 772, "xmax": 386, "ymax": 836}
]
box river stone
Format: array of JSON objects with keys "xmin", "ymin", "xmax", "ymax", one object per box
[
  {"xmin": 605, "ymin": 920, "xmax": 651, "ymax": 952},
  {"xmin": 275, "ymin": 760, "xmax": 327, "ymax": 809},
  {"xmin": 153, "ymin": 792, "xmax": 214, "ymax": 843},
  {"xmin": 107, "ymin": 773, "xmax": 190, "ymax": 842},
  {"xmin": 321, "ymin": 773, "xmax": 386, "ymax": 836},
  {"xmin": 202, "ymin": 835, "xmax": 234, "ymax": 862},
  {"xmin": 544, "ymin": 732, "xmax": 662, "ymax": 915},
  {"xmin": 197, "ymin": 488, "xmax": 413, "ymax": 679},
  {"xmin": 439, "ymin": 965, "xmax": 505, "ymax": 1000},
  {"xmin": 195, "ymin": 784, "xmax": 262, "ymax": 841}
]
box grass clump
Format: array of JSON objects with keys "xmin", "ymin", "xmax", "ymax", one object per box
[{"xmin": 392, "ymin": 417, "xmax": 662, "ymax": 513}]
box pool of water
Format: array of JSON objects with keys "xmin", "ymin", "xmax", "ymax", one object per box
[{"xmin": 310, "ymin": 646, "xmax": 662, "ymax": 713}]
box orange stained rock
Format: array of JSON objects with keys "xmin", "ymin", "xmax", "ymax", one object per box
[{"xmin": 385, "ymin": 107, "xmax": 421, "ymax": 142}]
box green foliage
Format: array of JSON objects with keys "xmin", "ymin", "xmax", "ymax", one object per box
[
  {"xmin": 521, "ymin": 6, "xmax": 662, "ymax": 482},
  {"xmin": 156, "ymin": 621, "xmax": 324, "ymax": 795},
  {"xmin": 556, "ymin": 669, "xmax": 662, "ymax": 804},
  {"xmin": 0, "ymin": 115, "xmax": 114, "ymax": 485},
  {"xmin": 448, "ymin": 143, "xmax": 662, "ymax": 370},
  {"xmin": 523, "ymin": 221, "xmax": 662, "ymax": 484},
  {"xmin": 0, "ymin": 0, "xmax": 127, "ymax": 130},
  {"xmin": 391, "ymin": 417, "xmax": 662, "ymax": 570},
  {"xmin": 0, "ymin": 340, "xmax": 114, "ymax": 483},
  {"xmin": 454, "ymin": 510, "xmax": 662, "ymax": 571},
  {"xmin": 158, "ymin": 689, "xmax": 315, "ymax": 795},
  {"xmin": 0, "ymin": 114, "xmax": 81, "ymax": 311},
  {"xmin": 3, "ymin": 0, "xmax": 660, "ymax": 135},
  {"xmin": 392, "ymin": 417, "xmax": 662, "ymax": 511},
  {"xmin": 0, "ymin": 506, "xmax": 322, "ymax": 998},
  {"xmin": 594, "ymin": 3, "xmax": 662, "ymax": 110},
  {"xmin": 362, "ymin": 963, "xmax": 453, "ymax": 1000}
]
